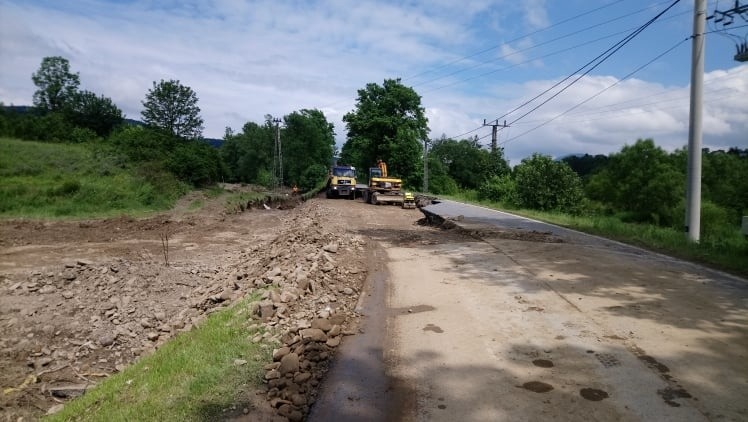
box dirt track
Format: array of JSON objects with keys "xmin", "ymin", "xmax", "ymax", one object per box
[{"xmin": 2, "ymin": 193, "xmax": 747, "ymax": 421}]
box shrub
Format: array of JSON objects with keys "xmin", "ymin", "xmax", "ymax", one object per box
[
  {"xmin": 514, "ymin": 154, "xmax": 584, "ymax": 213},
  {"xmin": 428, "ymin": 174, "xmax": 459, "ymax": 195},
  {"xmin": 477, "ymin": 175, "xmax": 517, "ymax": 204},
  {"xmin": 299, "ymin": 164, "xmax": 328, "ymax": 191}
]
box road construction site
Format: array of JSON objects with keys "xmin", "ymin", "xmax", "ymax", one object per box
[{"xmin": 1, "ymin": 192, "xmax": 746, "ymax": 421}]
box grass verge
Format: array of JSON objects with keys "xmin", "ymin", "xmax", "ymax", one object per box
[
  {"xmin": 442, "ymin": 191, "xmax": 748, "ymax": 278},
  {"xmin": 47, "ymin": 298, "xmax": 269, "ymax": 421},
  {"xmin": 0, "ymin": 137, "xmax": 187, "ymax": 219}
]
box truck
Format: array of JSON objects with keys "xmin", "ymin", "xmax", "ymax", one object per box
[{"xmin": 326, "ymin": 165, "xmax": 357, "ymax": 199}]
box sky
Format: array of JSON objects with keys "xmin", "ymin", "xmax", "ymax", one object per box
[{"xmin": 1, "ymin": 0, "xmax": 746, "ymax": 164}]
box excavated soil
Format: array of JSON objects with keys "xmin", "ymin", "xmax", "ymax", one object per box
[{"xmin": 0, "ymin": 190, "xmax": 377, "ymax": 421}]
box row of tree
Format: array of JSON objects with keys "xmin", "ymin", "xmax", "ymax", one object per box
[
  {"xmin": 220, "ymin": 110, "xmax": 335, "ymax": 191},
  {"xmin": 3, "ymin": 56, "xmax": 746, "ymax": 235}
]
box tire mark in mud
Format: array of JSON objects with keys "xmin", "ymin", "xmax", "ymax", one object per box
[{"xmin": 628, "ymin": 345, "xmax": 700, "ymax": 410}]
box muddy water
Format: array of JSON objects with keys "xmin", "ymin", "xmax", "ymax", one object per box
[{"xmin": 308, "ymin": 243, "xmax": 415, "ymax": 421}]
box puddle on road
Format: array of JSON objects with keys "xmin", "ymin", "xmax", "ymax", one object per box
[
  {"xmin": 580, "ymin": 388, "xmax": 609, "ymax": 401},
  {"xmin": 532, "ymin": 359, "xmax": 554, "ymax": 368},
  {"xmin": 520, "ymin": 381, "xmax": 554, "ymax": 393}
]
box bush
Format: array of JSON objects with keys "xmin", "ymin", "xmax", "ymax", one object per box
[
  {"xmin": 477, "ymin": 175, "xmax": 517, "ymax": 204},
  {"xmin": 69, "ymin": 127, "xmax": 98, "ymax": 143},
  {"xmin": 167, "ymin": 140, "xmax": 223, "ymax": 187},
  {"xmin": 256, "ymin": 169, "xmax": 273, "ymax": 188},
  {"xmin": 299, "ymin": 164, "xmax": 328, "ymax": 191},
  {"xmin": 514, "ymin": 154, "xmax": 584, "ymax": 213},
  {"xmin": 429, "ymin": 174, "xmax": 459, "ymax": 195}
]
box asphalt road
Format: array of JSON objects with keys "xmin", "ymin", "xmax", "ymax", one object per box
[{"xmin": 312, "ymin": 198, "xmax": 748, "ymax": 421}]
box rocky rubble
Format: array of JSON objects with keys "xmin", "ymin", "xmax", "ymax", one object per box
[
  {"xmin": 0, "ymin": 201, "xmax": 368, "ymax": 421},
  {"xmin": 241, "ymin": 203, "xmax": 368, "ymax": 421}
]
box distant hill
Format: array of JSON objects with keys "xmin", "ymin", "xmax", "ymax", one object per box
[
  {"xmin": 1, "ymin": 105, "xmax": 36, "ymax": 114},
  {"xmin": 3, "ymin": 108, "xmax": 223, "ymax": 147}
]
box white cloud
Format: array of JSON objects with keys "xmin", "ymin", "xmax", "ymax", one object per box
[
  {"xmin": 422, "ymin": 66, "xmax": 748, "ymax": 164},
  {"xmin": 1, "ymin": 0, "xmax": 746, "ymax": 167}
]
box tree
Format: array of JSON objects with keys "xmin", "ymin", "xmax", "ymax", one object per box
[
  {"xmin": 32, "ymin": 56, "xmax": 80, "ymax": 112},
  {"xmin": 341, "ymin": 78, "xmax": 428, "ymax": 187},
  {"xmin": 282, "ymin": 109, "xmax": 335, "ymax": 187},
  {"xmin": 66, "ymin": 90, "xmax": 124, "ymax": 136},
  {"xmin": 220, "ymin": 118, "xmax": 275, "ymax": 184},
  {"xmin": 587, "ymin": 139, "xmax": 683, "ymax": 225},
  {"xmin": 141, "ymin": 79, "xmax": 204, "ymax": 139},
  {"xmin": 514, "ymin": 153, "xmax": 584, "ymax": 213},
  {"xmin": 428, "ymin": 136, "xmax": 506, "ymax": 189}
]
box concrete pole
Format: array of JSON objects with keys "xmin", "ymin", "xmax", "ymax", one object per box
[
  {"xmin": 423, "ymin": 139, "xmax": 429, "ymax": 193},
  {"xmin": 685, "ymin": 0, "xmax": 706, "ymax": 242},
  {"xmin": 491, "ymin": 124, "xmax": 498, "ymax": 154}
]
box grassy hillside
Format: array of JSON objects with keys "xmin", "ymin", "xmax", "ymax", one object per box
[{"xmin": 0, "ymin": 137, "xmax": 187, "ymax": 218}]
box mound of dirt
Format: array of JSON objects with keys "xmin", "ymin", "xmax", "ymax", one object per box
[{"xmin": 0, "ymin": 196, "xmax": 367, "ymax": 421}]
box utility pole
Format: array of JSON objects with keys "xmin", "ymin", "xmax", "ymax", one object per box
[
  {"xmin": 272, "ymin": 117, "xmax": 283, "ymax": 190},
  {"xmin": 483, "ymin": 119, "xmax": 509, "ymax": 153},
  {"xmin": 423, "ymin": 139, "xmax": 430, "ymax": 193},
  {"xmin": 685, "ymin": 0, "xmax": 706, "ymax": 242}
]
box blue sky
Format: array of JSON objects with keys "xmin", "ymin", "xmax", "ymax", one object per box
[{"xmin": 1, "ymin": 0, "xmax": 746, "ymax": 164}]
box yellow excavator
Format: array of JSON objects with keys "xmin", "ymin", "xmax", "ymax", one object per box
[{"xmin": 358, "ymin": 160, "xmax": 415, "ymax": 209}]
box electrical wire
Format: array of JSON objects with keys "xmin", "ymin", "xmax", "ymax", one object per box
[
  {"xmin": 411, "ymin": 6, "xmax": 689, "ymax": 89},
  {"xmin": 516, "ymin": 65, "xmax": 748, "ymax": 124},
  {"xmin": 499, "ymin": 36, "xmax": 689, "ymax": 147},
  {"xmin": 421, "ymin": 11, "xmax": 690, "ymax": 95},
  {"xmin": 448, "ymin": 0, "xmax": 683, "ymax": 141},
  {"xmin": 403, "ymin": 0, "xmax": 628, "ymax": 82}
]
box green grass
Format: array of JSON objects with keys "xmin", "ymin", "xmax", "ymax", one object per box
[
  {"xmin": 187, "ymin": 199, "xmax": 205, "ymax": 211},
  {"xmin": 443, "ymin": 191, "xmax": 748, "ymax": 278},
  {"xmin": 46, "ymin": 298, "xmax": 270, "ymax": 421},
  {"xmin": 0, "ymin": 137, "xmax": 187, "ymax": 219}
]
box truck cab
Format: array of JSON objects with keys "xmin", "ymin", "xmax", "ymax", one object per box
[{"xmin": 326, "ymin": 165, "xmax": 357, "ymax": 199}]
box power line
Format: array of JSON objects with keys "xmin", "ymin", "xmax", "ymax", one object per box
[
  {"xmin": 403, "ymin": 0, "xmax": 628, "ymax": 82},
  {"xmin": 411, "ymin": 4, "xmax": 688, "ymax": 89},
  {"xmin": 448, "ymin": 0, "xmax": 683, "ymax": 141},
  {"xmin": 499, "ymin": 36, "xmax": 689, "ymax": 147},
  {"xmin": 421, "ymin": 12, "xmax": 690, "ymax": 95},
  {"xmin": 504, "ymin": 0, "xmax": 683, "ymax": 127}
]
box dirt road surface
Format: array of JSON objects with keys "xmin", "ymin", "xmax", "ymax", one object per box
[{"xmin": 2, "ymin": 193, "xmax": 746, "ymax": 421}]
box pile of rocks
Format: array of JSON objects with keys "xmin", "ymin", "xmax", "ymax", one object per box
[
  {"xmin": 234, "ymin": 203, "xmax": 368, "ymax": 420},
  {"xmin": 0, "ymin": 200, "xmax": 367, "ymax": 421}
]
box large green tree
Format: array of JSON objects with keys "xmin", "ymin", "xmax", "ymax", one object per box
[
  {"xmin": 31, "ymin": 56, "xmax": 80, "ymax": 112},
  {"xmin": 141, "ymin": 79, "xmax": 204, "ymax": 139},
  {"xmin": 587, "ymin": 139, "xmax": 683, "ymax": 225},
  {"xmin": 220, "ymin": 118, "xmax": 275, "ymax": 185},
  {"xmin": 341, "ymin": 78, "xmax": 428, "ymax": 187},
  {"xmin": 282, "ymin": 109, "xmax": 335, "ymax": 189}
]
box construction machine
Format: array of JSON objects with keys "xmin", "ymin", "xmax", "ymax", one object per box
[
  {"xmin": 357, "ymin": 161, "xmax": 415, "ymax": 208},
  {"xmin": 326, "ymin": 165, "xmax": 356, "ymax": 199}
]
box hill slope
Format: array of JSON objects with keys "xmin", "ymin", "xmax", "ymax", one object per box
[{"xmin": 0, "ymin": 137, "xmax": 187, "ymax": 218}]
